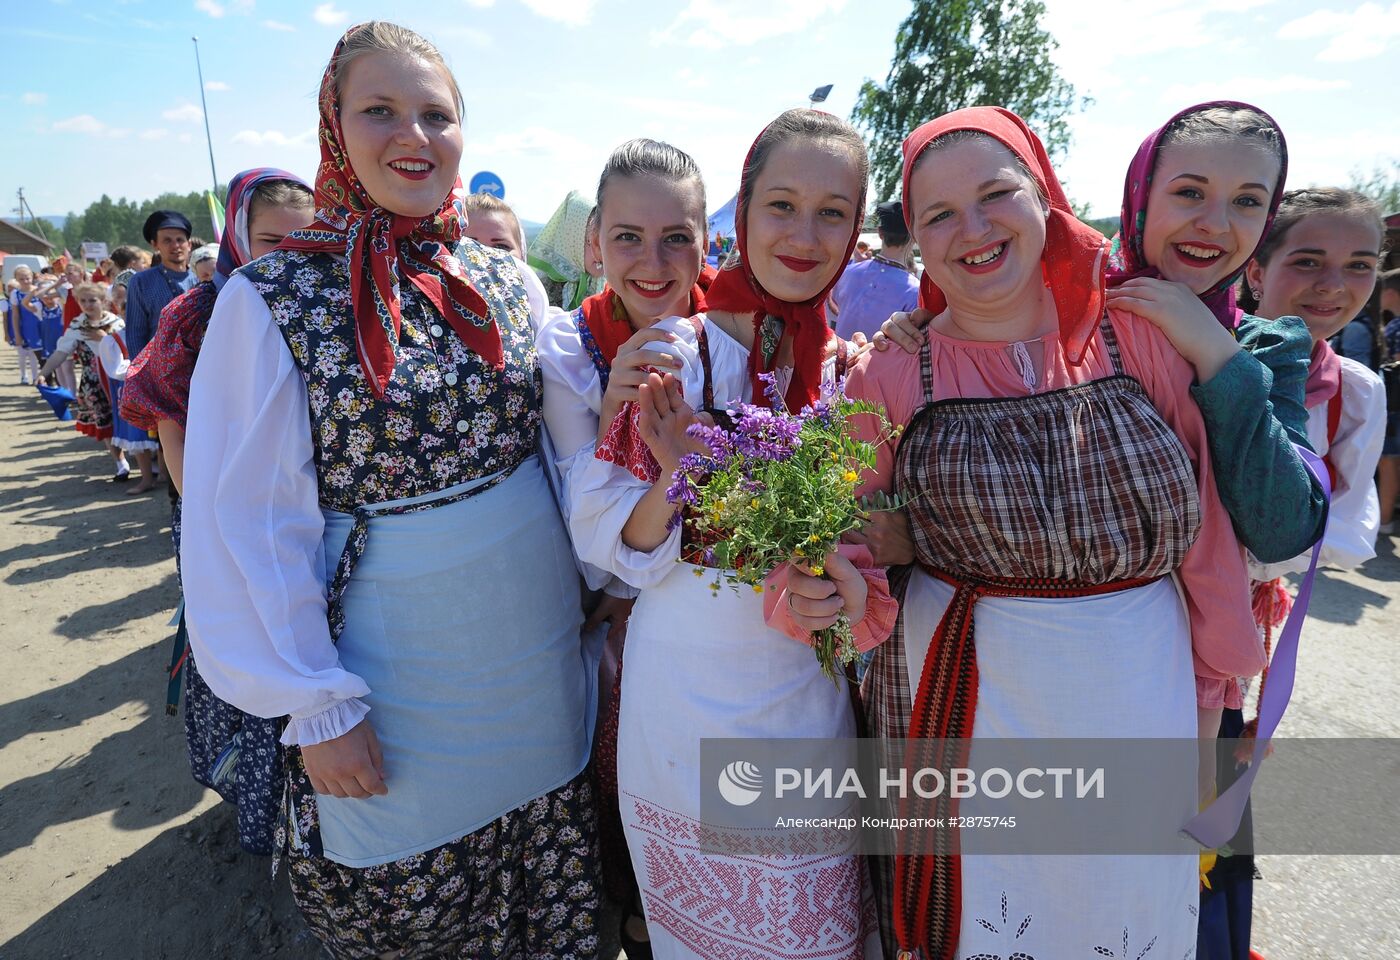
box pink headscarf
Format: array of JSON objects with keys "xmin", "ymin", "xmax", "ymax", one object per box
[{"xmin": 1107, "ymin": 101, "xmax": 1289, "ymax": 331}]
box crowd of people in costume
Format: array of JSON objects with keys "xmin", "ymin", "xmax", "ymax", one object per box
[{"xmin": 7, "ymin": 17, "xmax": 1400, "ymax": 960}]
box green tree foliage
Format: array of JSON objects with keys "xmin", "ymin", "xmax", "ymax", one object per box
[
  {"xmin": 59, "ymin": 189, "xmax": 220, "ymax": 253},
  {"xmin": 852, "ymin": 0, "xmax": 1086, "ymax": 201},
  {"xmin": 1350, "ymin": 159, "xmax": 1400, "ymax": 214}
]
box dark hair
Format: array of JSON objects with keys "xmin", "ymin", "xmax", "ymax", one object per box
[
  {"xmin": 1254, "ymin": 187, "xmax": 1383, "ymax": 265},
  {"xmin": 594, "ymin": 138, "xmax": 706, "ymax": 227},
  {"xmin": 1160, "ymin": 106, "xmax": 1284, "ymax": 164},
  {"xmin": 248, "ymin": 179, "xmax": 314, "ymax": 220},
  {"xmin": 110, "ymin": 245, "xmax": 142, "ymax": 269},
  {"xmin": 1381, "ymin": 268, "xmax": 1400, "ymax": 295},
  {"xmin": 878, "ymin": 223, "xmax": 911, "ymax": 248},
  {"xmin": 738, "ymin": 109, "xmax": 869, "ymax": 228}
]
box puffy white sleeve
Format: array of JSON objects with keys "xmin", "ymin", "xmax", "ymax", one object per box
[
  {"xmin": 1250, "ymin": 360, "xmax": 1386, "ymax": 578},
  {"xmin": 536, "ymin": 307, "xmax": 640, "ymax": 598},
  {"xmin": 96, "ymin": 335, "xmax": 131, "ymax": 381},
  {"xmin": 563, "ymin": 313, "xmax": 752, "ymax": 590},
  {"xmin": 181, "ymin": 274, "xmax": 371, "ymax": 747}
]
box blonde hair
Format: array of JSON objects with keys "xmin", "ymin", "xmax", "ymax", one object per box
[
  {"xmin": 332, "ymin": 21, "xmax": 463, "ymax": 115},
  {"xmin": 74, "ymin": 282, "xmax": 106, "ymax": 299},
  {"xmin": 463, "ymin": 192, "xmax": 525, "ymax": 253}
]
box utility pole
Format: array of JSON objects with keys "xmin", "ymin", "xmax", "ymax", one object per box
[
  {"xmin": 16, "ymin": 188, "xmax": 49, "ymax": 243},
  {"xmin": 192, "ymin": 36, "xmax": 220, "ymax": 200}
]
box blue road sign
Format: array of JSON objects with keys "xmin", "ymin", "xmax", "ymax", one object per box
[{"xmin": 469, "ymin": 171, "xmax": 505, "ymax": 198}]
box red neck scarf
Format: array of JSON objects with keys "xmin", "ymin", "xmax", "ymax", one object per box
[
  {"xmin": 578, "ymin": 264, "xmax": 715, "ymax": 366},
  {"xmin": 279, "ymin": 23, "xmax": 499, "ymax": 398},
  {"xmin": 704, "ymin": 118, "xmax": 863, "ymax": 410},
  {"xmin": 1305, "ymin": 338, "xmax": 1342, "ymax": 409},
  {"xmin": 901, "ymin": 106, "xmax": 1109, "ymax": 365}
]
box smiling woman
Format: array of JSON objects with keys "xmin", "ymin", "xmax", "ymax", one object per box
[{"xmin": 179, "ymin": 21, "xmax": 601, "ymax": 959}]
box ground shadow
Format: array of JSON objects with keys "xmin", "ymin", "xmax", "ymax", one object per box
[{"xmin": 0, "ymin": 805, "xmax": 318, "ymax": 960}]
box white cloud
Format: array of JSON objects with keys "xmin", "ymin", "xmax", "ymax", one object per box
[
  {"xmin": 52, "ymin": 114, "xmax": 107, "ymax": 135},
  {"xmin": 232, "ymin": 128, "xmax": 316, "ymax": 146},
  {"xmin": 21, "ymin": 91, "xmax": 47, "ymax": 105},
  {"xmin": 1276, "ymin": 2, "xmax": 1400, "ymax": 62},
  {"xmin": 162, "ymin": 103, "xmax": 204, "ymax": 123},
  {"xmin": 518, "ymin": 0, "xmax": 596, "ymax": 26},
  {"xmin": 204, "ymin": 80, "xmax": 230, "ymax": 91},
  {"xmin": 140, "ymin": 128, "xmax": 170, "ymax": 140},
  {"xmin": 178, "ymin": 133, "xmax": 194, "ymax": 143},
  {"xmin": 262, "ymin": 18, "xmax": 294, "ymax": 31},
  {"xmin": 1159, "ymin": 74, "xmax": 1351, "ymax": 104},
  {"xmin": 312, "ymin": 2, "xmax": 348, "ymax": 25},
  {"xmin": 194, "ymin": 0, "xmax": 224, "ymax": 16},
  {"xmin": 462, "ymin": 0, "xmax": 495, "ymax": 6},
  {"xmin": 653, "ymin": 0, "xmax": 848, "ymax": 49}
]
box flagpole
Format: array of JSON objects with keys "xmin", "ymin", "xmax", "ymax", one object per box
[{"xmin": 192, "ymin": 36, "xmax": 220, "ymax": 200}]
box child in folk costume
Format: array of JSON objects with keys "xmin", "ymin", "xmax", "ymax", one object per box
[
  {"xmin": 80, "ymin": 292, "xmax": 159, "ymax": 495},
  {"xmin": 536, "ymin": 137, "xmax": 714, "ymax": 958},
  {"xmin": 180, "ymin": 22, "xmax": 600, "ymax": 958},
  {"xmin": 37, "ymin": 284, "xmax": 126, "ymax": 478},
  {"xmin": 120, "ymin": 168, "xmax": 314, "ymax": 856},
  {"xmin": 849, "ymin": 107, "xmax": 1268, "ymax": 960},
  {"xmin": 567, "ymin": 110, "xmax": 895, "ymax": 960},
  {"xmin": 8, "ymin": 266, "xmax": 43, "ymax": 385}
]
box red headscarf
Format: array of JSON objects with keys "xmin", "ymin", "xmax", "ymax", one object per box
[
  {"xmin": 279, "ymin": 23, "xmax": 499, "ymax": 398},
  {"xmin": 704, "ymin": 114, "xmax": 864, "ymax": 410},
  {"xmin": 901, "ymin": 106, "xmax": 1109, "ymax": 365}
]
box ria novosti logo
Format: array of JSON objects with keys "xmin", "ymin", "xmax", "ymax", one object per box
[{"xmin": 717, "ymin": 761, "xmax": 764, "ymax": 806}]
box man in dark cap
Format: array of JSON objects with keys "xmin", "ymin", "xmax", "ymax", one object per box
[
  {"xmin": 827, "ymin": 200, "xmax": 920, "ymax": 341},
  {"xmin": 121, "ymin": 210, "xmax": 195, "ymax": 494}
]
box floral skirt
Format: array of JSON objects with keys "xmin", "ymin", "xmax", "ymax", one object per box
[
  {"xmin": 183, "ymin": 655, "xmax": 284, "ymax": 855},
  {"xmin": 280, "ymin": 753, "xmax": 601, "ymax": 960},
  {"xmin": 71, "ymin": 348, "xmax": 112, "ymax": 441}
]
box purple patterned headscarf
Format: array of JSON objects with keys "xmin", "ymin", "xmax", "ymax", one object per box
[{"xmin": 1107, "ymin": 101, "xmax": 1288, "ymax": 329}]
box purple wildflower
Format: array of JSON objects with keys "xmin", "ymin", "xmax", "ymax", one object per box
[{"xmin": 757, "ymin": 371, "xmax": 786, "ymax": 411}]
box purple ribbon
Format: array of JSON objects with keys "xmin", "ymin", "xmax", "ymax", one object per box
[{"xmin": 1182, "ymin": 444, "xmax": 1330, "ymax": 848}]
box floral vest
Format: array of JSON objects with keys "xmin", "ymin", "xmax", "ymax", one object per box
[{"xmin": 238, "ymin": 241, "xmax": 541, "ymax": 512}]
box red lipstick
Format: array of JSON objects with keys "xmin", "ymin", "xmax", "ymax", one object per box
[
  {"xmin": 388, "ymin": 157, "xmax": 435, "ymax": 181},
  {"xmin": 776, "ymin": 255, "xmax": 820, "ymax": 273}
]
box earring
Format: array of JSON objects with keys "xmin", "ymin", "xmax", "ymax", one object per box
[
  {"xmin": 1250, "ymin": 287, "xmax": 1261, "ymax": 299},
  {"xmin": 593, "ymin": 261, "xmax": 603, "ymax": 271}
]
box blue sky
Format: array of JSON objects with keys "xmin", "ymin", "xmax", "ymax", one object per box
[{"xmin": 3, "ymin": 0, "xmax": 1397, "ymax": 231}]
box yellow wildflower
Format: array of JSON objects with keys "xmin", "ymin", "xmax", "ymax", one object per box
[
  {"xmin": 811, "ymin": 565, "xmax": 824, "ymax": 576},
  {"xmin": 842, "ymin": 471, "xmax": 858, "ymax": 483},
  {"xmin": 752, "ymin": 584, "xmax": 764, "ymax": 594}
]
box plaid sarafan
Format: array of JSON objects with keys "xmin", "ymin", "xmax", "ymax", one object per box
[
  {"xmin": 862, "ymin": 317, "xmax": 1202, "ymax": 739},
  {"xmin": 860, "ymin": 317, "xmax": 1205, "ymax": 958}
]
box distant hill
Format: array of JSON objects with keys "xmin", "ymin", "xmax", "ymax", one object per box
[{"xmin": 38, "ymin": 215, "xmax": 68, "ymax": 230}]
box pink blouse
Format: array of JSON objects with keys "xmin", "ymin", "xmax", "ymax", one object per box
[{"xmin": 845, "ymin": 310, "xmax": 1263, "ymax": 709}]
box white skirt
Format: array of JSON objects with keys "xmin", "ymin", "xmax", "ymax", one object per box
[
  {"xmin": 901, "ymin": 571, "xmax": 1200, "ymax": 959},
  {"xmin": 618, "ymin": 561, "xmax": 882, "ymax": 960}
]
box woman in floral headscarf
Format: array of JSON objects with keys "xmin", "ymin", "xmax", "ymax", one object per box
[
  {"xmin": 180, "ymin": 22, "xmax": 600, "ymax": 958},
  {"xmin": 116, "ymin": 167, "xmax": 313, "ymax": 857}
]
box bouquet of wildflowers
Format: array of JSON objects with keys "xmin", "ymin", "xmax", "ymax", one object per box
[{"xmin": 665, "ymin": 375, "xmax": 903, "ymax": 682}]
